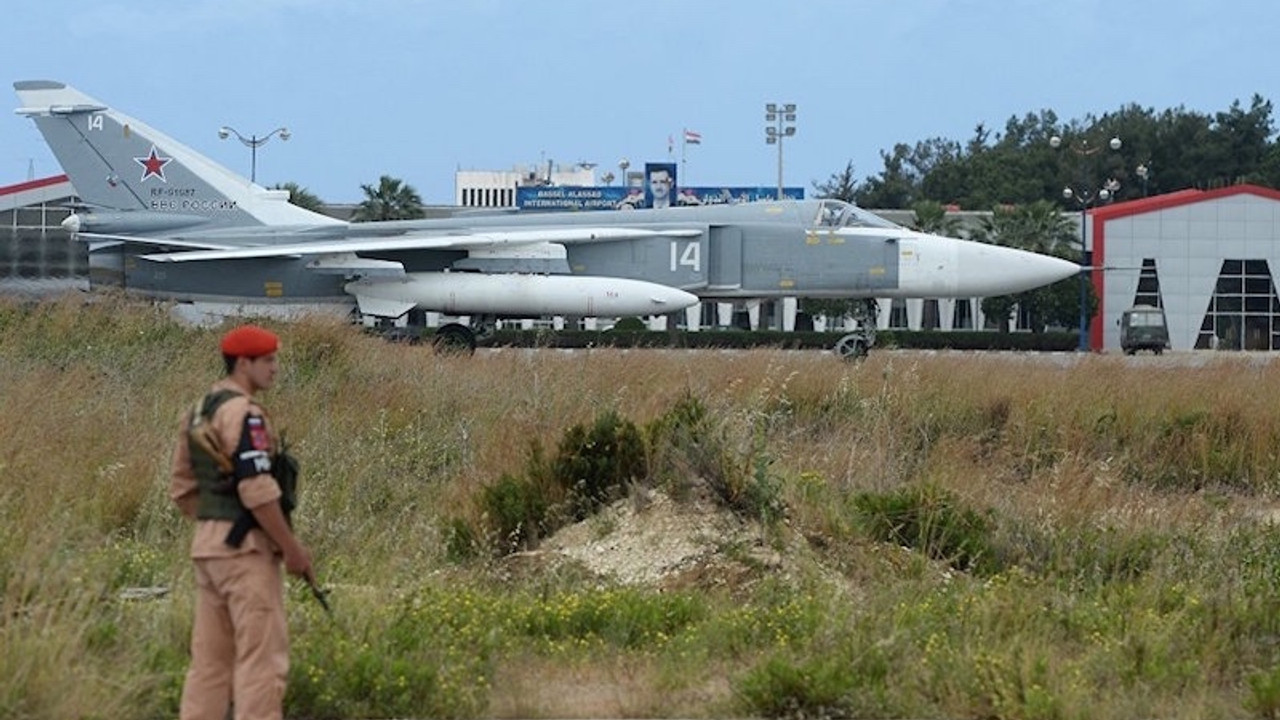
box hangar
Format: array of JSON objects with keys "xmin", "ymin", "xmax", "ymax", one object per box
[{"xmin": 1091, "ymin": 184, "xmax": 1280, "ymax": 352}]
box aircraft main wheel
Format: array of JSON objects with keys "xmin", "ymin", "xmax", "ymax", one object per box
[
  {"xmin": 833, "ymin": 334, "xmax": 868, "ymax": 361},
  {"xmin": 433, "ymin": 323, "xmax": 477, "ymax": 355}
]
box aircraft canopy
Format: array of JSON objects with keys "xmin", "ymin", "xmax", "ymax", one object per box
[{"xmin": 813, "ymin": 199, "xmax": 901, "ymax": 230}]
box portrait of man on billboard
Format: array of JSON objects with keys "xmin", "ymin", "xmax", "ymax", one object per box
[{"xmin": 644, "ymin": 162, "xmax": 678, "ymax": 209}]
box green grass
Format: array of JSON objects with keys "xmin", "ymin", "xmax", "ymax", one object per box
[{"xmin": 6, "ymin": 294, "xmax": 1280, "ymax": 718}]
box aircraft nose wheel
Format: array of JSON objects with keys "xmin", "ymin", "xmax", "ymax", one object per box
[{"xmin": 833, "ymin": 334, "xmax": 869, "ymax": 361}]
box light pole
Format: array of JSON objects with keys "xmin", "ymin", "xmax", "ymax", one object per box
[
  {"xmin": 1136, "ymin": 162, "xmax": 1151, "ymax": 197},
  {"xmin": 618, "ymin": 158, "xmax": 630, "ymax": 186},
  {"xmin": 1051, "ymin": 133, "xmax": 1121, "ymax": 351},
  {"xmin": 765, "ymin": 103, "xmax": 796, "ymax": 200},
  {"xmin": 218, "ymin": 125, "xmax": 290, "ymax": 184}
]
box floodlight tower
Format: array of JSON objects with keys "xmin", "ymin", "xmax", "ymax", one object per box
[{"xmin": 765, "ymin": 103, "xmax": 797, "ymax": 200}]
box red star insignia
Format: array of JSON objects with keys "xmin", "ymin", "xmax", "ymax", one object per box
[{"xmin": 135, "ymin": 145, "xmax": 172, "ymax": 182}]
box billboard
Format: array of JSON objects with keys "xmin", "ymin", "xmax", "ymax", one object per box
[{"xmin": 515, "ymin": 184, "xmax": 803, "ymax": 211}]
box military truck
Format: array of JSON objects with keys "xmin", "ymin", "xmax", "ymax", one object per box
[{"xmin": 1118, "ymin": 305, "xmax": 1169, "ymax": 355}]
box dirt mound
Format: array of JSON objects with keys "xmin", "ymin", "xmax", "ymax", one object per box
[{"xmin": 503, "ymin": 485, "xmax": 789, "ymax": 593}]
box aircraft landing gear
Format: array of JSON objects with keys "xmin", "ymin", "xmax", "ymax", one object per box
[
  {"xmin": 834, "ymin": 333, "xmax": 870, "ymax": 360},
  {"xmin": 430, "ymin": 316, "xmax": 496, "ymax": 355},
  {"xmin": 432, "ymin": 323, "xmax": 477, "ymax": 354},
  {"xmin": 831, "ymin": 299, "xmax": 878, "ymax": 362}
]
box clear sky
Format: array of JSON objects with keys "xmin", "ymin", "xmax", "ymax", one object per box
[{"xmin": 3, "ymin": 0, "xmax": 1277, "ymax": 204}]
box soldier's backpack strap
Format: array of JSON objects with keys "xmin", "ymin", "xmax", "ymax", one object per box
[{"xmin": 200, "ymin": 389, "xmax": 243, "ymax": 421}]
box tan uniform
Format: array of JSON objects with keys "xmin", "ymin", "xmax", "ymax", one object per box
[{"xmin": 170, "ymin": 377, "xmax": 289, "ymax": 720}]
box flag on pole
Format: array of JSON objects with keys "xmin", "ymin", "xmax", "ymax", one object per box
[{"xmin": 683, "ymin": 129, "xmax": 702, "ymax": 145}]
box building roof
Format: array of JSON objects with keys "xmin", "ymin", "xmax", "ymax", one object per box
[
  {"xmin": 0, "ymin": 174, "xmax": 69, "ymax": 195},
  {"xmin": 1092, "ymin": 184, "xmax": 1280, "ymax": 223},
  {"xmin": 0, "ymin": 174, "xmax": 73, "ymax": 212}
]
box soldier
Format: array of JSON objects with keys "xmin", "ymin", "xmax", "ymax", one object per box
[{"xmin": 170, "ymin": 324, "xmax": 312, "ymax": 720}]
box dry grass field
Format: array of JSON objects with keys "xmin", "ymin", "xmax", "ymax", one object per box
[{"xmin": 4, "ymin": 294, "xmax": 1280, "ymax": 719}]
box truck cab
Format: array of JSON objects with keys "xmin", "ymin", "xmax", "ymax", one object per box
[{"xmin": 1118, "ymin": 305, "xmax": 1169, "ymax": 355}]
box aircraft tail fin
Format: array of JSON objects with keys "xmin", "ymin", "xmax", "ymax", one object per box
[{"xmin": 14, "ymin": 80, "xmax": 340, "ymax": 231}]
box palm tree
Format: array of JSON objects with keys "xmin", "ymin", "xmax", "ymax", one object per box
[
  {"xmin": 971, "ymin": 201, "xmax": 1086, "ymax": 332},
  {"xmin": 351, "ymin": 175, "xmax": 426, "ymax": 222},
  {"xmin": 910, "ymin": 200, "xmax": 963, "ymax": 237},
  {"xmin": 970, "ymin": 200, "xmax": 1075, "ymax": 256},
  {"xmin": 272, "ymin": 182, "xmax": 326, "ymax": 214}
]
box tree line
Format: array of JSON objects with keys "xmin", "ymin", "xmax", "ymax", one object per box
[{"xmin": 819, "ymin": 94, "xmax": 1277, "ymax": 211}]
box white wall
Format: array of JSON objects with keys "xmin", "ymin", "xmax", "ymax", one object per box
[{"xmin": 1102, "ymin": 193, "xmax": 1280, "ymax": 351}]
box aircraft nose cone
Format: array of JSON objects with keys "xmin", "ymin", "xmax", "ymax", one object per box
[
  {"xmin": 61, "ymin": 213, "xmax": 81, "ymax": 234},
  {"xmin": 956, "ymin": 240, "xmax": 1080, "ymax": 296}
]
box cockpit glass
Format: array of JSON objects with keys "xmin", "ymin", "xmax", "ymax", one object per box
[{"xmin": 813, "ymin": 199, "xmax": 900, "ymax": 229}]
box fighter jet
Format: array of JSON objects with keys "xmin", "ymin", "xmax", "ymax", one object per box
[{"xmin": 14, "ymin": 80, "xmax": 1078, "ymax": 355}]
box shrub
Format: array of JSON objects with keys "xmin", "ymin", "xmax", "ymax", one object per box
[
  {"xmin": 443, "ymin": 516, "xmax": 480, "ymax": 563},
  {"xmin": 853, "ymin": 485, "xmax": 997, "ymax": 574},
  {"xmin": 479, "ymin": 472, "xmax": 551, "ymax": 553},
  {"xmin": 551, "ymin": 410, "xmax": 647, "ymax": 521},
  {"xmin": 1247, "ymin": 664, "xmax": 1280, "ymax": 719},
  {"xmin": 461, "ymin": 411, "xmax": 648, "ymax": 556},
  {"xmin": 645, "ymin": 392, "xmax": 714, "ymax": 497},
  {"xmin": 647, "ymin": 392, "xmax": 785, "ymax": 524},
  {"xmin": 734, "ymin": 648, "xmax": 892, "ymax": 719}
]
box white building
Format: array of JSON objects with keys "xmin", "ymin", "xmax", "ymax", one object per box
[
  {"xmin": 456, "ymin": 164, "xmax": 597, "ymax": 208},
  {"xmin": 1092, "ymin": 184, "xmax": 1280, "ymax": 351}
]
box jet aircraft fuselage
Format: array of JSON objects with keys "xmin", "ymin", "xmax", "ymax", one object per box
[{"xmin": 85, "ymin": 199, "xmax": 1073, "ymax": 314}]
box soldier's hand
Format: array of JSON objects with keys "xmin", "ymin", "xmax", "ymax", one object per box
[{"xmin": 283, "ymin": 543, "xmax": 313, "ymax": 579}]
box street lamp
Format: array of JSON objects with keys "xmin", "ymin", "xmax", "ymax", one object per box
[
  {"xmin": 1051, "ymin": 133, "xmax": 1121, "ymax": 351},
  {"xmin": 618, "ymin": 158, "xmax": 630, "ymax": 186},
  {"xmin": 765, "ymin": 103, "xmax": 797, "ymax": 200},
  {"xmin": 218, "ymin": 125, "xmax": 290, "ymax": 183},
  {"xmin": 1136, "ymin": 162, "xmax": 1151, "ymax": 197}
]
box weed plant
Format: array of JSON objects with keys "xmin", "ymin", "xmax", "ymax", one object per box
[{"xmin": 6, "ymin": 295, "xmax": 1280, "ymax": 718}]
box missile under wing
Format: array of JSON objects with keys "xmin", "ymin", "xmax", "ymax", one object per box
[{"xmin": 14, "ymin": 80, "xmax": 1079, "ymax": 354}]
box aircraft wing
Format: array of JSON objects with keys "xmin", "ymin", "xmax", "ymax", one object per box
[
  {"xmin": 77, "ymin": 232, "xmax": 244, "ymax": 251},
  {"xmin": 139, "ymin": 226, "xmax": 703, "ymax": 262}
]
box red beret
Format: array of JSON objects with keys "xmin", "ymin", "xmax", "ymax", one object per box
[{"xmin": 220, "ymin": 325, "xmax": 280, "ymax": 358}]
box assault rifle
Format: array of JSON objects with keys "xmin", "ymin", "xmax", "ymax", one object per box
[{"xmin": 225, "ymin": 435, "xmax": 298, "ymax": 547}]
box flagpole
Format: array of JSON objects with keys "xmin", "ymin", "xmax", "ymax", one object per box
[{"xmin": 681, "ymin": 128, "xmax": 687, "ymax": 183}]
